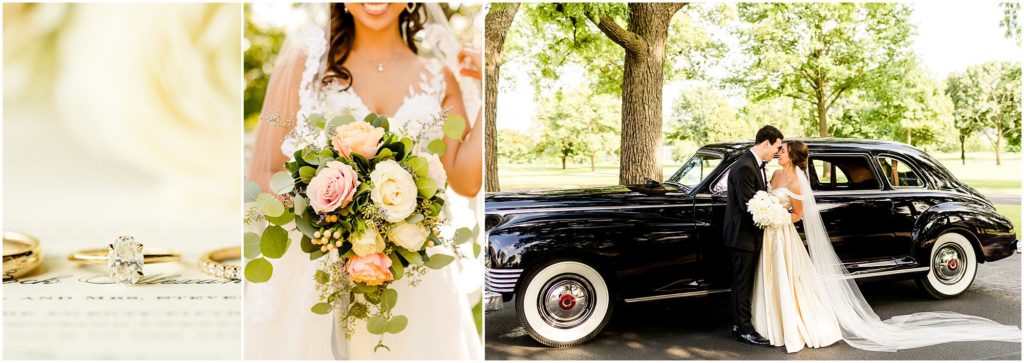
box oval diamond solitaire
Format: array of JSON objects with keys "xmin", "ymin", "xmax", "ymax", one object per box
[
  {"xmin": 107, "ymin": 236, "xmax": 145, "ymax": 284},
  {"xmin": 67, "ymin": 237, "xmax": 180, "ymax": 285}
]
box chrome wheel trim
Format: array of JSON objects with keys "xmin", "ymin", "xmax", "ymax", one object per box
[
  {"xmin": 537, "ymin": 274, "xmax": 595, "ymax": 328},
  {"xmin": 932, "ymin": 242, "xmax": 967, "ymax": 285}
]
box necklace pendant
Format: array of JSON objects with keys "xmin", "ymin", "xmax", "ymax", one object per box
[{"xmin": 376, "ymin": 64, "xmax": 385, "ymax": 72}]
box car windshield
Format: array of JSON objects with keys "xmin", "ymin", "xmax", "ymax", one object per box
[{"xmin": 667, "ymin": 152, "xmax": 723, "ymax": 189}]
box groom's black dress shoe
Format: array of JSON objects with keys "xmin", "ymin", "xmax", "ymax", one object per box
[{"xmin": 736, "ymin": 331, "xmax": 771, "ymax": 346}]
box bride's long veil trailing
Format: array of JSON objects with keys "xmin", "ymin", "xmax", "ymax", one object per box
[{"xmin": 794, "ymin": 168, "xmax": 1021, "ymax": 351}]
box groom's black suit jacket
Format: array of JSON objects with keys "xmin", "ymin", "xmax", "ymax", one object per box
[{"xmin": 722, "ymin": 151, "xmax": 767, "ymax": 252}]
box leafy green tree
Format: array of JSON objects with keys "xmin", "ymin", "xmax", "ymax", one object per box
[
  {"xmin": 485, "ymin": 3, "xmax": 520, "ymax": 193},
  {"xmin": 740, "ymin": 97, "xmax": 809, "ymax": 139},
  {"xmin": 666, "ymin": 86, "xmax": 753, "ymax": 145},
  {"xmin": 945, "ymin": 61, "xmax": 1022, "ymax": 165},
  {"xmin": 506, "ymin": 3, "xmax": 727, "ymax": 184},
  {"xmin": 730, "ymin": 3, "xmax": 915, "ymax": 138},
  {"xmin": 534, "ymin": 88, "xmax": 620, "ymax": 170},
  {"xmin": 496, "ymin": 129, "xmax": 536, "ymax": 164}
]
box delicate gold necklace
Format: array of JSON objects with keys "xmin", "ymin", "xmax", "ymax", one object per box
[{"xmin": 358, "ymin": 51, "xmax": 402, "ymax": 73}]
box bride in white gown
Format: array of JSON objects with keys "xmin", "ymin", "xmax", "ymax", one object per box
[
  {"xmin": 245, "ymin": 3, "xmax": 483, "ymax": 359},
  {"xmin": 753, "ymin": 141, "xmax": 1020, "ymax": 353}
]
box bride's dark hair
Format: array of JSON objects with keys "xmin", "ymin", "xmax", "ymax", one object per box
[
  {"xmin": 786, "ymin": 140, "xmax": 809, "ymax": 173},
  {"xmin": 323, "ymin": 3, "xmax": 424, "ymax": 89}
]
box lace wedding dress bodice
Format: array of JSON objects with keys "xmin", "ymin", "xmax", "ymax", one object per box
[{"xmin": 281, "ymin": 28, "xmax": 448, "ymax": 158}]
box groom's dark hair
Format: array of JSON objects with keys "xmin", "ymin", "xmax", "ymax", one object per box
[{"xmin": 755, "ymin": 125, "xmax": 784, "ymax": 145}]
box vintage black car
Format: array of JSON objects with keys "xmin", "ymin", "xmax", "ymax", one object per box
[{"xmin": 484, "ymin": 139, "xmax": 1018, "ymax": 347}]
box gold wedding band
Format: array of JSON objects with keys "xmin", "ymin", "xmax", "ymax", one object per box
[
  {"xmin": 199, "ymin": 246, "xmax": 240, "ymax": 280},
  {"xmin": 3, "ymin": 231, "xmax": 43, "ymax": 280},
  {"xmin": 67, "ymin": 236, "xmax": 180, "ymax": 285}
]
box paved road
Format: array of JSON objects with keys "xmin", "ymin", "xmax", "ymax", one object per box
[
  {"xmin": 485, "ymin": 255, "xmax": 1021, "ymax": 360},
  {"xmin": 982, "ymin": 190, "xmax": 1021, "ymax": 205}
]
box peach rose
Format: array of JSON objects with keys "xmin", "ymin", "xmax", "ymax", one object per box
[
  {"xmin": 307, "ymin": 161, "xmax": 359, "ymax": 213},
  {"xmin": 345, "ymin": 253, "xmax": 394, "ymax": 286},
  {"xmin": 332, "ymin": 121, "xmax": 384, "ymax": 159}
]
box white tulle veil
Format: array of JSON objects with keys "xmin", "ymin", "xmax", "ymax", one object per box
[{"xmin": 793, "ymin": 167, "xmax": 1021, "ymax": 351}]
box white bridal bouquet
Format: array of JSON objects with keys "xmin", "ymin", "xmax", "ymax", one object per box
[{"xmin": 747, "ymin": 190, "xmax": 790, "ymax": 229}]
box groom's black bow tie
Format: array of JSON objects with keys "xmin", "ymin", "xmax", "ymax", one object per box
[{"xmin": 758, "ymin": 160, "xmax": 768, "ymax": 189}]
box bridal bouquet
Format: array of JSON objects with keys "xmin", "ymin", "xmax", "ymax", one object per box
[
  {"xmin": 244, "ymin": 111, "xmax": 475, "ymax": 352},
  {"xmin": 747, "ymin": 190, "xmax": 790, "ymax": 229}
]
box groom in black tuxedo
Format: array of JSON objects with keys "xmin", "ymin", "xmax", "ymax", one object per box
[{"xmin": 723, "ymin": 125, "xmax": 783, "ymax": 346}]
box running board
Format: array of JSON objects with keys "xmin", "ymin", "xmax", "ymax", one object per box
[{"xmin": 623, "ymin": 267, "xmax": 930, "ymax": 303}]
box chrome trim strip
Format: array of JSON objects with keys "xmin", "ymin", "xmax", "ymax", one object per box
[
  {"xmin": 491, "ymin": 204, "xmax": 693, "ymax": 216},
  {"xmin": 841, "ymin": 267, "xmax": 929, "ymax": 280},
  {"xmin": 624, "ymin": 288, "xmax": 731, "ymax": 303},
  {"xmin": 624, "ymin": 267, "xmax": 929, "ymax": 303}
]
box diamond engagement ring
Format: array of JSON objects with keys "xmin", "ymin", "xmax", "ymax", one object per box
[
  {"xmin": 3, "ymin": 231, "xmax": 43, "ymax": 280},
  {"xmin": 199, "ymin": 246, "xmax": 240, "ymax": 280},
  {"xmin": 67, "ymin": 236, "xmax": 181, "ymax": 285}
]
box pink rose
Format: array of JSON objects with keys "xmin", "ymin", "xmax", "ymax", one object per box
[
  {"xmin": 332, "ymin": 121, "xmax": 385, "ymax": 159},
  {"xmin": 345, "ymin": 253, "xmax": 394, "ymax": 286},
  {"xmin": 307, "ymin": 161, "xmax": 359, "ymax": 213}
]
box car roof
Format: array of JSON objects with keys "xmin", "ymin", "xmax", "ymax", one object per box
[{"xmin": 699, "ymin": 138, "xmax": 929, "ymax": 158}]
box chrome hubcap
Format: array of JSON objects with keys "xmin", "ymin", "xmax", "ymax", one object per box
[
  {"xmin": 538, "ymin": 274, "xmax": 595, "ymax": 328},
  {"xmin": 933, "ymin": 242, "xmax": 967, "ymax": 284}
]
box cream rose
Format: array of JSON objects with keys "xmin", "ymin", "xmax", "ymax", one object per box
[
  {"xmin": 350, "ymin": 224, "xmax": 385, "ymax": 257},
  {"xmin": 332, "ymin": 121, "xmax": 384, "ymax": 159},
  {"xmin": 388, "ymin": 222, "xmax": 430, "ymax": 252},
  {"xmin": 369, "ymin": 160, "xmax": 418, "ymax": 222}
]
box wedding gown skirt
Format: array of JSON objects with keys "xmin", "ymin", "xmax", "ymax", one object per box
[{"xmin": 752, "ymin": 190, "xmax": 842, "ymax": 353}]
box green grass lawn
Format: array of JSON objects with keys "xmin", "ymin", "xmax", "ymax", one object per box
[
  {"xmin": 499, "ymin": 152, "xmax": 1020, "ymax": 192},
  {"xmin": 995, "ymin": 204, "xmax": 1022, "ymax": 239}
]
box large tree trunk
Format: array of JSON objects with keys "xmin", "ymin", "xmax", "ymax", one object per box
[
  {"xmin": 484, "ymin": 3, "xmax": 520, "ymax": 193},
  {"xmin": 593, "ymin": 3, "xmax": 684, "ymax": 184},
  {"xmin": 816, "ymin": 76, "xmax": 829, "ymax": 137}
]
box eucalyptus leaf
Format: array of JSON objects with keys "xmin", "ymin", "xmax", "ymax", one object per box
[
  {"xmin": 243, "ymin": 232, "xmax": 261, "ymax": 259},
  {"xmin": 244, "ymin": 180, "xmax": 262, "ymax": 202},
  {"xmin": 388, "ymin": 254, "xmax": 405, "ymax": 279},
  {"xmin": 416, "ymin": 178, "xmax": 438, "ymax": 199},
  {"xmin": 256, "ymin": 193, "xmax": 285, "ymax": 217},
  {"xmin": 311, "ymin": 302, "xmax": 333, "ymax": 315},
  {"xmin": 427, "ymin": 139, "xmax": 447, "ymax": 155},
  {"xmin": 386, "ymin": 315, "xmax": 408, "ymax": 334},
  {"xmin": 396, "ymin": 247, "xmax": 423, "ymax": 265},
  {"xmin": 269, "ymin": 171, "xmax": 294, "ymax": 194},
  {"xmin": 406, "ymin": 156, "xmax": 429, "ymax": 178},
  {"xmin": 442, "ymin": 115, "xmax": 466, "ymax": 140},
  {"xmin": 363, "ymin": 112, "xmax": 379, "ymax": 123},
  {"xmin": 367, "ymin": 315, "xmax": 388, "ymax": 335},
  {"xmin": 294, "ymin": 215, "xmax": 317, "ymax": 238},
  {"xmin": 382, "ymin": 289, "xmax": 398, "ymax": 312},
  {"xmin": 424, "ymin": 254, "xmax": 455, "ymax": 269},
  {"xmin": 265, "ymin": 210, "xmax": 294, "ymax": 226},
  {"xmin": 309, "ymin": 249, "xmax": 326, "ymax": 260},
  {"xmin": 302, "ymin": 148, "xmax": 321, "ymax": 166},
  {"xmin": 308, "ymin": 113, "xmax": 326, "ymax": 130},
  {"xmin": 453, "ymin": 227, "xmax": 474, "ymax": 245},
  {"xmin": 244, "ymin": 258, "xmax": 273, "ymax": 283},
  {"xmin": 299, "ymin": 166, "xmax": 317, "ymax": 184},
  {"xmin": 260, "ymin": 225, "xmax": 289, "ymax": 259},
  {"xmin": 293, "ymin": 195, "xmax": 308, "ymax": 215},
  {"xmin": 300, "ymin": 235, "xmax": 316, "ymax": 253}
]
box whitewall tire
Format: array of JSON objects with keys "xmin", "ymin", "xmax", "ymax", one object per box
[
  {"xmin": 515, "ymin": 259, "xmax": 613, "ymax": 347},
  {"xmin": 918, "ymin": 232, "xmax": 978, "ymax": 299}
]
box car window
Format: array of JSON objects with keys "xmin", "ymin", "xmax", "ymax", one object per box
[
  {"xmin": 877, "ymin": 156, "xmax": 924, "ymax": 188},
  {"xmin": 668, "ymin": 153, "xmax": 723, "ymax": 189},
  {"xmin": 809, "ymin": 155, "xmax": 880, "ymax": 191}
]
